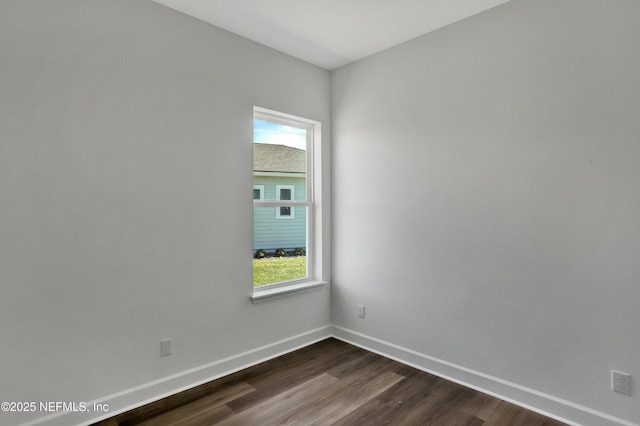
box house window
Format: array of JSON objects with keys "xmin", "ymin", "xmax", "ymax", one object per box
[
  {"xmin": 253, "ymin": 185, "xmax": 264, "ymax": 200},
  {"xmin": 276, "ymin": 185, "xmax": 295, "ymax": 219},
  {"xmin": 252, "ymin": 107, "xmax": 323, "ymax": 301}
]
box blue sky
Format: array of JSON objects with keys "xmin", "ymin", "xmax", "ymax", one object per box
[{"xmin": 253, "ymin": 119, "xmax": 307, "ymax": 150}]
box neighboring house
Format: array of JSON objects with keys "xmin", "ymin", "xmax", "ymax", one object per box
[{"xmin": 253, "ymin": 143, "xmax": 306, "ymax": 253}]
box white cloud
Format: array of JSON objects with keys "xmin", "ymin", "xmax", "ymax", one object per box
[{"xmin": 254, "ymin": 119, "xmax": 306, "ymax": 150}]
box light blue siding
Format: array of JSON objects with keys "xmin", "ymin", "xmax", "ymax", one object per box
[{"xmin": 253, "ymin": 175, "xmax": 306, "ymax": 252}]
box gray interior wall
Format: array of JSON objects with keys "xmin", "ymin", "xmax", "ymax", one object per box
[
  {"xmin": 0, "ymin": 1, "xmax": 330, "ymax": 424},
  {"xmin": 331, "ymin": 0, "xmax": 640, "ymax": 423}
]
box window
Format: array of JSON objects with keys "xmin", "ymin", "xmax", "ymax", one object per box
[
  {"xmin": 276, "ymin": 185, "xmax": 295, "ymax": 219},
  {"xmin": 252, "ymin": 107, "xmax": 324, "ymax": 302},
  {"xmin": 253, "ymin": 185, "xmax": 264, "ymax": 200}
]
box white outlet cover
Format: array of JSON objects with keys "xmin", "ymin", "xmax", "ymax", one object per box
[
  {"xmin": 358, "ymin": 304, "xmax": 366, "ymax": 319},
  {"xmin": 161, "ymin": 338, "xmax": 172, "ymax": 357},
  {"xmin": 612, "ymin": 370, "xmax": 630, "ymax": 395}
]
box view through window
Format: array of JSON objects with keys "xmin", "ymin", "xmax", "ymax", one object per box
[{"xmin": 253, "ymin": 109, "xmax": 313, "ymax": 288}]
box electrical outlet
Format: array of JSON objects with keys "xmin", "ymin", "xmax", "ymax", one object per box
[
  {"xmin": 161, "ymin": 338, "xmax": 172, "ymax": 357},
  {"xmin": 358, "ymin": 304, "xmax": 366, "ymax": 319},
  {"xmin": 612, "ymin": 370, "xmax": 630, "ymax": 395}
]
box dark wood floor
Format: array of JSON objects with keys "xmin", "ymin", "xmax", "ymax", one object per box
[{"xmin": 94, "ymin": 338, "xmax": 566, "ymax": 426}]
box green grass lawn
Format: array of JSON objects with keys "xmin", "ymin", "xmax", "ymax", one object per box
[{"xmin": 253, "ymin": 256, "xmax": 306, "ymax": 287}]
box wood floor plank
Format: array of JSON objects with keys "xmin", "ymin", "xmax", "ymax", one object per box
[
  {"xmin": 324, "ymin": 347, "xmax": 381, "ymax": 379},
  {"xmin": 377, "ymin": 369, "xmax": 444, "ymax": 406},
  {"xmin": 328, "ymin": 398, "xmax": 389, "ymax": 426},
  {"xmin": 279, "ymin": 369, "xmax": 404, "ymax": 425},
  {"xmin": 226, "ymin": 341, "xmax": 359, "ymax": 413},
  {"xmin": 331, "ymin": 370, "xmax": 447, "ymax": 426},
  {"xmin": 460, "ymin": 391, "xmax": 503, "ymax": 421},
  {"xmin": 139, "ymin": 404, "xmax": 234, "ymax": 426},
  {"xmin": 484, "ymin": 400, "xmax": 566, "ymax": 426},
  {"xmin": 389, "ymin": 379, "xmax": 480, "ymax": 425},
  {"xmin": 216, "ymin": 373, "xmax": 339, "ymax": 425},
  {"xmin": 135, "ymin": 382, "xmax": 255, "ymax": 426}
]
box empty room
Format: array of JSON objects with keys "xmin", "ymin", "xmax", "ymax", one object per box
[{"xmin": 1, "ymin": 0, "xmax": 638, "ymax": 425}]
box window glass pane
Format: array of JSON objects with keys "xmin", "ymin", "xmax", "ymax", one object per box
[
  {"xmin": 280, "ymin": 188, "xmax": 291, "ymax": 200},
  {"xmin": 253, "ymin": 188, "xmax": 261, "ymax": 200},
  {"xmin": 253, "ymin": 119, "xmax": 307, "ymax": 202},
  {"xmin": 253, "ymin": 206, "xmax": 307, "ymax": 287},
  {"xmin": 279, "ymin": 206, "xmax": 291, "ymax": 217}
]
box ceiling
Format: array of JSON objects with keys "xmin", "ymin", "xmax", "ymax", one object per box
[{"xmin": 153, "ymin": 0, "xmax": 513, "ymax": 70}]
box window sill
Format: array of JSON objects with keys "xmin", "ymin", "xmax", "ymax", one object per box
[{"xmin": 250, "ymin": 280, "xmax": 327, "ymax": 304}]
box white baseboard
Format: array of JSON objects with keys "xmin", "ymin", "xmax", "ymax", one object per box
[
  {"xmin": 21, "ymin": 326, "xmax": 332, "ymax": 426},
  {"xmin": 330, "ymin": 325, "xmax": 637, "ymax": 426}
]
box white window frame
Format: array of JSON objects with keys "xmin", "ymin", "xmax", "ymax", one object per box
[
  {"xmin": 275, "ymin": 184, "xmax": 295, "ymax": 219},
  {"xmin": 251, "ymin": 106, "xmax": 325, "ymax": 303}
]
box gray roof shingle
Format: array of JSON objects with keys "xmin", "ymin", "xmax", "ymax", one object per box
[{"xmin": 253, "ymin": 143, "xmax": 306, "ymax": 173}]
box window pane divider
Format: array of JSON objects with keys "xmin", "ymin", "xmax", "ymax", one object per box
[{"xmin": 253, "ymin": 200, "xmax": 311, "ymax": 207}]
